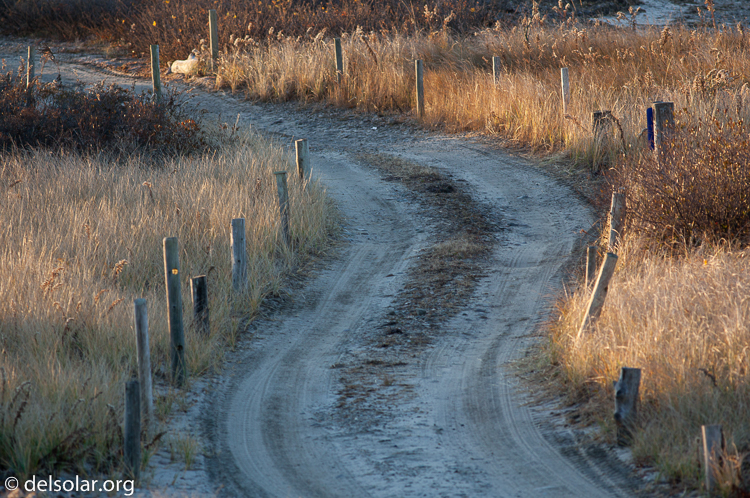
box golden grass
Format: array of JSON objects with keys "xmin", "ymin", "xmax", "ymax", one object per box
[{"xmin": 0, "ymin": 131, "xmax": 337, "ymax": 476}]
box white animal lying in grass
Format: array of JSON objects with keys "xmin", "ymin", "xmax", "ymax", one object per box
[{"xmin": 169, "ymin": 53, "xmax": 199, "ymax": 75}]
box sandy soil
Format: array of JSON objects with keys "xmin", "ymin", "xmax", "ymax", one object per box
[{"xmin": 0, "ymin": 39, "xmax": 657, "ymax": 497}]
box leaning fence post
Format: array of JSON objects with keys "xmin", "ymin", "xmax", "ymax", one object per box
[
  {"xmin": 653, "ymin": 101, "xmax": 674, "ymax": 158},
  {"xmin": 150, "ymin": 45, "xmax": 162, "ymax": 103},
  {"xmin": 334, "ymin": 38, "xmax": 343, "ymax": 83},
  {"xmin": 415, "ymin": 59, "xmax": 424, "ymax": 119},
  {"xmin": 163, "ymin": 237, "xmax": 186, "ymax": 387},
  {"xmin": 577, "ymin": 252, "xmax": 618, "ymax": 339},
  {"xmin": 26, "ymin": 46, "xmax": 34, "ymax": 89},
  {"xmin": 613, "ymin": 367, "xmax": 641, "ymax": 446},
  {"xmin": 561, "ymin": 67, "xmax": 570, "ymax": 115},
  {"xmin": 124, "ymin": 379, "xmax": 141, "ymax": 480},
  {"xmin": 492, "ymin": 56, "xmax": 500, "ymax": 85},
  {"xmin": 133, "ymin": 299, "xmax": 153, "ymax": 434},
  {"xmin": 295, "ymin": 138, "xmax": 309, "ymax": 179},
  {"xmin": 231, "ymin": 218, "xmax": 247, "ymax": 292},
  {"xmin": 608, "ymin": 190, "xmax": 626, "ymax": 252},
  {"xmin": 209, "ymin": 9, "xmax": 219, "ymax": 72},
  {"xmin": 702, "ymin": 424, "xmax": 724, "ymax": 494},
  {"xmin": 274, "ymin": 171, "xmax": 291, "ymax": 246},
  {"xmin": 190, "ymin": 276, "xmax": 209, "ymax": 336},
  {"xmin": 585, "ymin": 246, "xmax": 597, "ymax": 289}
]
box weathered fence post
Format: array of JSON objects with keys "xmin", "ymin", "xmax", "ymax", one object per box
[
  {"xmin": 209, "ymin": 9, "xmax": 219, "ymax": 72},
  {"xmin": 124, "ymin": 379, "xmax": 141, "ymax": 480},
  {"xmin": 653, "ymin": 101, "xmax": 674, "ymax": 157},
  {"xmin": 231, "ymin": 218, "xmax": 247, "ymax": 292},
  {"xmin": 190, "ymin": 276, "xmax": 209, "ymax": 336},
  {"xmin": 608, "ymin": 190, "xmax": 626, "ymax": 252},
  {"xmin": 701, "ymin": 424, "xmax": 724, "ymax": 494},
  {"xmin": 150, "ymin": 45, "xmax": 162, "ymax": 103},
  {"xmin": 163, "ymin": 237, "xmax": 186, "ymax": 387},
  {"xmin": 334, "ymin": 38, "xmax": 343, "ymax": 83},
  {"xmin": 561, "ymin": 67, "xmax": 570, "ymax": 115},
  {"xmin": 26, "ymin": 46, "xmax": 34, "ymax": 89},
  {"xmin": 415, "ymin": 59, "xmax": 424, "ymax": 119},
  {"xmin": 295, "ymin": 138, "xmax": 309, "ymax": 179},
  {"xmin": 274, "ymin": 172, "xmax": 291, "ymax": 246},
  {"xmin": 492, "ymin": 56, "xmax": 500, "ymax": 86},
  {"xmin": 613, "ymin": 367, "xmax": 641, "ymax": 446},
  {"xmin": 585, "ymin": 246, "xmax": 597, "ymax": 289},
  {"xmin": 593, "ymin": 110, "xmax": 612, "ymax": 136},
  {"xmin": 577, "ymin": 252, "xmax": 618, "ymax": 339},
  {"xmin": 133, "ymin": 299, "xmax": 153, "ymax": 434}
]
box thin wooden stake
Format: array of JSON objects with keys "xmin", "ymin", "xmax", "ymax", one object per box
[
  {"xmin": 577, "ymin": 252, "xmax": 618, "ymax": 339},
  {"xmin": 702, "ymin": 424, "xmax": 725, "ymax": 494},
  {"xmin": 561, "ymin": 67, "xmax": 570, "ymax": 115},
  {"xmin": 492, "ymin": 56, "xmax": 500, "ymax": 85},
  {"xmin": 150, "ymin": 45, "xmax": 161, "ymax": 103},
  {"xmin": 133, "ymin": 299, "xmax": 153, "ymax": 434},
  {"xmin": 209, "ymin": 9, "xmax": 219, "ymax": 72},
  {"xmin": 585, "ymin": 246, "xmax": 597, "ymax": 289},
  {"xmin": 295, "ymin": 138, "xmax": 309, "ymax": 179},
  {"xmin": 190, "ymin": 276, "xmax": 209, "ymax": 336},
  {"xmin": 608, "ymin": 191, "xmax": 626, "ymax": 252},
  {"xmin": 334, "ymin": 38, "xmax": 343, "ymax": 84},
  {"xmin": 26, "ymin": 46, "xmax": 34, "ymax": 89},
  {"xmin": 274, "ymin": 171, "xmax": 291, "ymax": 246},
  {"xmin": 415, "ymin": 59, "xmax": 424, "ymax": 119},
  {"xmin": 231, "ymin": 219, "xmax": 247, "ymax": 292},
  {"xmin": 163, "ymin": 237, "xmax": 186, "ymax": 387},
  {"xmin": 613, "ymin": 367, "xmax": 641, "ymax": 446},
  {"xmin": 653, "ymin": 101, "xmax": 674, "ymax": 158},
  {"xmin": 124, "ymin": 379, "xmax": 141, "ymax": 480}
]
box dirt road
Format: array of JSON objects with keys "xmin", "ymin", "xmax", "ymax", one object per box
[{"xmin": 8, "ymin": 43, "xmax": 645, "ymax": 496}]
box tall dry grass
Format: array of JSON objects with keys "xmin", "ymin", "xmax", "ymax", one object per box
[{"xmin": 0, "ymin": 132, "xmax": 337, "ymax": 477}]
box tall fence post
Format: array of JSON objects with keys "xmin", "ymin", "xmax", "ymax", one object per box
[
  {"xmin": 577, "ymin": 252, "xmax": 618, "ymax": 339},
  {"xmin": 124, "ymin": 379, "xmax": 141, "ymax": 480},
  {"xmin": 492, "ymin": 56, "xmax": 500, "ymax": 86},
  {"xmin": 190, "ymin": 276, "xmax": 209, "ymax": 336},
  {"xmin": 209, "ymin": 9, "xmax": 219, "ymax": 72},
  {"xmin": 585, "ymin": 246, "xmax": 597, "ymax": 289},
  {"xmin": 653, "ymin": 101, "xmax": 674, "ymax": 158},
  {"xmin": 26, "ymin": 46, "xmax": 34, "ymax": 89},
  {"xmin": 608, "ymin": 191, "xmax": 626, "ymax": 252},
  {"xmin": 561, "ymin": 67, "xmax": 570, "ymax": 115},
  {"xmin": 701, "ymin": 424, "xmax": 724, "ymax": 494},
  {"xmin": 150, "ymin": 45, "xmax": 162, "ymax": 103},
  {"xmin": 133, "ymin": 299, "xmax": 153, "ymax": 435},
  {"xmin": 163, "ymin": 237, "xmax": 186, "ymax": 387},
  {"xmin": 295, "ymin": 138, "xmax": 309, "ymax": 179},
  {"xmin": 334, "ymin": 38, "xmax": 343, "ymax": 84},
  {"xmin": 415, "ymin": 59, "xmax": 424, "ymax": 119},
  {"xmin": 613, "ymin": 367, "xmax": 641, "ymax": 446},
  {"xmin": 274, "ymin": 172, "xmax": 291, "ymax": 246},
  {"xmin": 231, "ymin": 219, "xmax": 247, "ymax": 292}
]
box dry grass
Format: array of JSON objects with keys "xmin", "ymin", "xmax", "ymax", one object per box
[{"xmin": 0, "ymin": 130, "xmax": 337, "ymax": 477}]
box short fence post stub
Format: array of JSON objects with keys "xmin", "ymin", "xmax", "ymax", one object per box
[
  {"xmin": 26, "ymin": 46, "xmax": 35, "ymax": 89},
  {"xmin": 577, "ymin": 252, "xmax": 618, "ymax": 339},
  {"xmin": 150, "ymin": 45, "xmax": 162, "ymax": 103},
  {"xmin": 415, "ymin": 59, "xmax": 424, "ymax": 119},
  {"xmin": 585, "ymin": 246, "xmax": 597, "ymax": 289},
  {"xmin": 295, "ymin": 138, "xmax": 309, "ymax": 179},
  {"xmin": 124, "ymin": 379, "xmax": 141, "ymax": 480},
  {"xmin": 274, "ymin": 171, "xmax": 291, "ymax": 247},
  {"xmin": 561, "ymin": 67, "xmax": 570, "ymax": 115},
  {"xmin": 334, "ymin": 38, "xmax": 343, "ymax": 83},
  {"xmin": 701, "ymin": 424, "xmax": 725, "ymax": 494},
  {"xmin": 133, "ymin": 299, "xmax": 153, "ymax": 435},
  {"xmin": 190, "ymin": 276, "xmax": 209, "ymax": 336},
  {"xmin": 163, "ymin": 237, "xmax": 186, "ymax": 387},
  {"xmin": 613, "ymin": 367, "xmax": 641, "ymax": 446},
  {"xmin": 608, "ymin": 190, "xmax": 627, "ymax": 252},
  {"xmin": 653, "ymin": 101, "xmax": 674, "ymax": 158},
  {"xmin": 209, "ymin": 9, "xmax": 219, "ymax": 72},
  {"xmin": 492, "ymin": 56, "xmax": 500, "ymax": 86},
  {"xmin": 231, "ymin": 219, "xmax": 247, "ymax": 292}
]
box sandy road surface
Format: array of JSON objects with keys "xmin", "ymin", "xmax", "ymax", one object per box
[{"xmin": 5, "ymin": 43, "xmax": 647, "ymax": 497}]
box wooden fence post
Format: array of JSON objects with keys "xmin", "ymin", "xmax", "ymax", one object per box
[
  {"xmin": 608, "ymin": 190, "xmax": 626, "ymax": 252},
  {"xmin": 150, "ymin": 45, "xmax": 161, "ymax": 103},
  {"xmin": 26, "ymin": 46, "xmax": 34, "ymax": 89},
  {"xmin": 415, "ymin": 59, "xmax": 424, "ymax": 119},
  {"xmin": 163, "ymin": 237, "xmax": 186, "ymax": 387},
  {"xmin": 701, "ymin": 424, "xmax": 725, "ymax": 494},
  {"xmin": 295, "ymin": 138, "xmax": 309, "ymax": 179},
  {"xmin": 274, "ymin": 172, "xmax": 291, "ymax": 246},
  {"xmin": 585, "ymin": 245, "xmax": 597, "ymax": 289},
  {"xmin": 577, "ymin": 252, "xmax": 618, "ymax": 339},
  {"xmin": 613, "ymin": 367, "xmax": 641, "ymax": 446},
  {"xmin": 492, "ymin": 56, "xmax": 500, "ymax": 85},
  {"xmin": 593, "ymin": 110, "xmax": 612, "ymax": 136},
  {"xmin": 209, "ymin": 9, "xmax": 219, "ymax": 72},
  {"xmin": 124, "ymin": 379, "xmax": 141, "ymax": 480},
  {"xmin": 561, "ymin": 67, "xmax": 570, "ymax": 115},
  {"xmin": 190, "ymin": 276, "xmax": 209, "ymax": 336},
  {"xmin": 231, "ymin": 218, "xmax": 247, "ymax": 292},
  {"xmin": 653, "ymin": 101, "xmax": 674, "ymax": 158},
  {"xmin": 334, "ymin": 38, "xmax": 343, "ymax": 83},
  {"xmin": 133, "ymin": 299, "xmax": 153, "ymax": 434}
]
